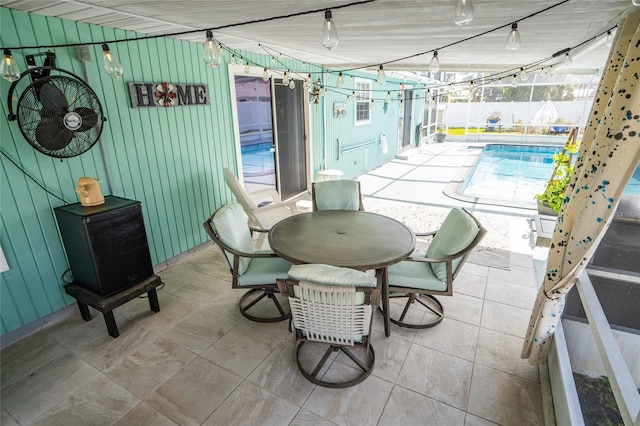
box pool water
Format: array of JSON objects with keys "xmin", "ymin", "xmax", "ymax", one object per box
[
  {"xmin": 241, "ymin": 142, "xmax": 274, "ymax": 177},
  {"xmin": 460, "ymin": 144, "xmax": 640, "ymax": 207}
]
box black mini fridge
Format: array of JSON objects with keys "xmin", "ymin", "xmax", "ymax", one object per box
[{"xmin": 55, "ymin": 196, "xmax": 154, "ymax": 297}]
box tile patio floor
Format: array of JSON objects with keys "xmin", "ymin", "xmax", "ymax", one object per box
[{"xmin": 1, "ymin": 142, "xmax": 552, "ymax": 425}]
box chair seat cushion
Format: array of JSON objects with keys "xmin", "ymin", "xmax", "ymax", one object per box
[
  {"xmin": 237, "ymin": 256, "xmax": 292, "ymax": 286},
  {"xmin": 426, "ymin": 208, "xmax": 479, "ymax": 281},
  {"xmin": 288, "ymin": 264, "xmax": 376, "ymax": 287},
  {"xmin": 388, "ymin": 254, "xmax": 448, "ymax": 292}
]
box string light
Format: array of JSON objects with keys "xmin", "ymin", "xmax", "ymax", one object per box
[
  {"xmin": 562, "ymin": 52, "xmax": 573, "ymax": 65},
  {"xmin": 262, "ymin": 68, "xmax": 269, "ymax": 81},
  {"xmin": 321, "ymin": 10, "xmax": 339, "ymax": 50},
  {"xmin": 454, "ymin": 0, "xmax": 474, "ymax": 26},
  {"xmin": 244, "ymin": 61, "xmax": 250, "ymax": 73},
  {"xmin": 336, "ymin": 72, "xmax": 344, "ymax": 88},
  {"xmin": 606, "ymin": 30, "xmax": 613, "ymax": 47},
  {"xmin": 231, "ymin": 54, "xmax": 237, "ymax": 65},
  {"xmin": 376, "ymin": 65, "xmax": 386, "ymax": 84},
  {"xmin": 386, "ymin": 91, "xmax": 392, "ymax": 102},
  {"xmin": 101, "ymin": 43, "xmax": 123, "ymax": 78},
  {"xmin": 0, "ymin": 49, "xmax": 21, "ymax": 82},
  {"xmin": 203, "ymin": 30, "xmax": 222, "ymax": 67},
  {"xmin": 519, "ymin": 67, "xmax": 529, "ymax": 81},
  {"xmin": 429, "ymin": 51, "xmax": 440, "ymax": 74},
  {"xmin": 304, "ymin": 73, "xmax": 312, "ymax": 89},
  {"xmin": 506, "ymin": 23, "xmax": 521, "ymax": 52},
  {"xmin": 282, "ymin": 71, "xmax": 290, "ymax": 85},
  {"xmin": 289, "ymin": 79, "xmax": 296, "ymax": 89}
]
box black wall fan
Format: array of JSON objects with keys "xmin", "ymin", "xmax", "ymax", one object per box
[{"xmin": 7, "ymin": 66, "xmax": 106, "ymax": 159}]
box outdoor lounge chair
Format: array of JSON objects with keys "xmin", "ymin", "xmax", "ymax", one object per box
[
  {"xmin": 385, "ymin": 208, "xmax": 486, "ymax": 328},
  {"xmin": 312, "ymin": 179, "xmax": 365, "ymax": 211},
  {"xmin": 223, "ymin": 167, "xmax": 307, "ymax": 248},
  {"xmin": 203, "ymin": 203, "xmax": 291, "ymax": 322},
  {"xmin": 277, "ymin": 264, "xmax": 378, "ymax": 388}
]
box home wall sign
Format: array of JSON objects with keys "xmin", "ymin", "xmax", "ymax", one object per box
[{"xmin": 128, "ymin": 82, "xmax": 209, "ymax": 108}]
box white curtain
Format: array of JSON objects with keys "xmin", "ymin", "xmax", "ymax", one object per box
[{"xmin": 522, "ymin": 11, "xmax": 640, "ymax": 364}]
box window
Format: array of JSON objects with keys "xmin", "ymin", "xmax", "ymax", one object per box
[{"xmin": 354, "ymin": 78, "xmax": 371, "ymax": 125}]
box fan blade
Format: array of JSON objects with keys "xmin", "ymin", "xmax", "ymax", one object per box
[
  {"xmin": 36, "ymin": 117, "xmax": 74, "ymax": 150},
  {"xmin": 39, "ymin": 83, "xmax": 68, "ymax": 113},
  {"xmin": 73, "ymin": 107, "xmax": 98, "ymax": 132}
]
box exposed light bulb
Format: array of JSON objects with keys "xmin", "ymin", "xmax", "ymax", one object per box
[
  {"xmin": 506, "ymin": 23, "xmax": 521, "ymax": 52},
  {"xmin": 351, "ymin": 90, "xmax": 356, "ymax": 102},
  {"xmin": 386, "ymin": 91, "xmax": 392, "ymax": 102},
  {"xmin": 289, "ymin": 79, "xmax": 296, "ymax": 89},
  {"xmin": 231, "ymin": 54, "xmax": 237, "ymax": 65},
  {"xmin": 304, "ymin": 73, "xmax": 312, "ymax": 89},
  {"xmin": 262, "ymin": 68, "xmax": 269, "ymax": 81},
  {"xmin": 454, "ymin": 0, "xmax": 474, "ymax": 26},
  {"xmin": 282, "ymin": 71, "xmax": 290, "ymax": 86},
  {"xmin": 244, "ymin": 62, "xmax": 250, "ymax": 73},
  {"xmin": 302, "ymin": 62, "xmax": 307, "ymax": 70},
  {"xmin": 270, "ymin": 56, "xmax": 276, "ymax": 66},
  {"xmin": 203, "ymin": 30, "xmax": 222, "ymax": 67},
  {"xmin": 322, "ymin": 10, "xmax": 339, "ymax": 50},
  {"xmin": 102, "ymin": 44, "xmax": 123, "ymax": 78},
  {"xmin": 0, "ymin": 49, "xmax": 21, "ymax": 82},
  {"xmin": 336, "ymin": 72, "xmax": 344, "ymax": 88},
  {"xmin": 369, "ymin": 99, "xmax": 374, "ymax": 110},
  {"xmin": 319, "ymin": 85, "xmax": 325, "ymax": 96},
  {"xmin": 520, "ymin": 67, "xmax": 529, "ymax": 81},
  {"xmin": 346, "ymin": 94, "xmax": 352, "ymax": 102},
  {"xmin": 429, "ymin": 51, "xmax": 440, "ymax": 74},
  {"xmin": 429, "ymin": 97, "xmax": 435, "ymax": 108},
  {"xmin": 467, "ymin": 82, "xmax": 475, "ymax": 101},
  {"xmin": 376, "ymin": 65, "xmax": 386, "ymax": 84},
  {"xmin": 562, "ymin": 52, "xmax": 573, "ymax": 65},
  {"xmin": 511, "ymin": 74, "xmax": 518, "ymax": 87},
  {"xmin": 606, "ymin": 30, "xmax": 613, "ymax": 47}
]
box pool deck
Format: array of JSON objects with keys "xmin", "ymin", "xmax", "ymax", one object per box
[{"xmin": 360, "ymin": 142, "xmax": 544, "ymax": 259}]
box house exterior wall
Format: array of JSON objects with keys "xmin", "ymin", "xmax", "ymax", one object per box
[
  {"xmin": 319, "ymin": 72, "xmax": 424, "ymax": 178},
  {"xmin": 0, "ymin": 8, "xmax": 415, "ymax": 336}
]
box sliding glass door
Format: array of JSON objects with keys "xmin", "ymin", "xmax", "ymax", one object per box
[{"xmin": 232, "ymin": 73, "xmax": 308, "ymax": 199}]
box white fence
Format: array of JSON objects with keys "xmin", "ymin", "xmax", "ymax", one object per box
[{"xmin": 445, "ymin": 100, "xmax": 594, "ymax": 129}]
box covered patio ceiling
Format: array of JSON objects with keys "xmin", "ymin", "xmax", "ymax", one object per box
[{"xmin": 2, "ymin": 0, "xmax": 636, "ymax": 74}]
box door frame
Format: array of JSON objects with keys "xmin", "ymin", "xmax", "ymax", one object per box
[
  {"xmin": 227, "ymin": 64, "xmax": 311, "ymax": 196},
  {"xmin": 397, "ymin": 84, "xmax": 415, "ymax": 154}
]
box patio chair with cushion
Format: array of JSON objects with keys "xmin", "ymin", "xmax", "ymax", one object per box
[
  {"xmin": 223, "ymin": 167, "xmax": 307, "ymax": 248},
  {"xmin": 277, "ymin": 264, "xmax": 378, "ymax": 388},
  {"xmin": 385, "ymin": 207, "xmax": 486, "ymax": 329},
  {"xmin": 203, "ymin": 203, "xmax": 292, "ymax": 322},
  {"xmin": 312, "ymin": 179, "xmax": 364, "ymax": 211}
]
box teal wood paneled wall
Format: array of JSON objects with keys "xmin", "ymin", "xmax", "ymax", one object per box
[
  {"xmin": 0, "ymin": 8, "xmax": 315, "ymax": 336},
  {"xmin": 0, "ymin": 8, "xmax": 416, "ymax": 336}
]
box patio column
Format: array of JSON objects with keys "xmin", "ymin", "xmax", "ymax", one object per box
[{"xmin": 521, "ymin": 10, "xmax": 640, "ymax": 365}]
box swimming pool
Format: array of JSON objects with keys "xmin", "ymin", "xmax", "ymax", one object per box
[
  {"xmin": 456, "ymin": 144, "xmax": 640, "ymax": 209},
  {"xmin": 241, "ymin": 142, "xmax": 274, "ymax": 177}
]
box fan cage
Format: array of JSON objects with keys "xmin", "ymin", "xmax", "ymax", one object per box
[{"xmin": 15, "ymin": 72, "xmax": 105, "ymax": 159}]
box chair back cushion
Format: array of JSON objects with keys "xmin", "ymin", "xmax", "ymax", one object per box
[
  {"xmin": 314, "ymin": 180, "xmax": 361, "ymax": 211},
  {"xmin": 426, "ymin": 208, "xmax": 479, "ymax": 280},
  {"xmin": 211, "ymin": 204, "xmax": 254, "ymax": 274},
  {"xmin": 288, "ymin": 264, "xmax": 376, "ymax": 287}
]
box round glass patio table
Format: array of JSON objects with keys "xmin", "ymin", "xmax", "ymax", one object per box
[{"xmin": 268, "ymin": 210, "xmax": 416, "ymax": 336}]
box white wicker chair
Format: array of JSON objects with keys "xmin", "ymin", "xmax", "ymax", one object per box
[{"xmin": 277, "ymin": 264, "xmax": 378, "ymax": 388}]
